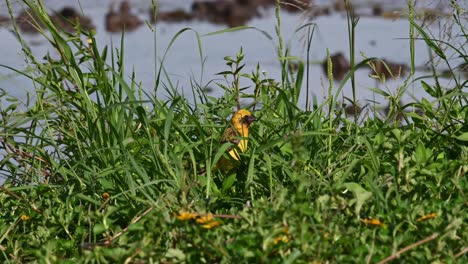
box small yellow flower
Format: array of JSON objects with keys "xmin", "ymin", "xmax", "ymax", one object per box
[
  {"xmin": 361, "ymin": 218, "xmax": 385, "ymax": 227},
  {"xmin": 86, "ymin": 38, "xmax": 93, "ymax": 44},
  {"xmin": 21, "ymin": 215, "xmax": 30, "ymax": 221},
  {"xmin": 273, "ymin": 235, "xmax": 289, "ymax": 245},
  {"xmin": 202, "ymin": 220, "xmax": 221, "ymax": 229},
  {"xmin": 417, "ymin": 213, "xmax": 437, "ymax": 222},
  {"xmin": 196, "ymin": 213, "xmax": 214, "ymax": 224},
  {"xmin": 102, "ymin": 192, "xmax": 110, "ymax": 200},
  {"xmin": 176, "ymin": 211, "xmax": 198, "ymax": 221}
]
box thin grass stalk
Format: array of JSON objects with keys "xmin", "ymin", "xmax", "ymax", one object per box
[
  {"xmin": 326, "ymin": 49, "xmax": 333, "ymax": 173},
  {"xmin": 6, "ymin": 0, "xmax": 50, "ymax": 115},
  {"xmin": 305, "ymin": 25, "xmax": 314, "ymax": 110},
  {"xmin": 6, "ymin": 0, "xmax": 36, "ymax": 66},
  {"xmin": 408, "ymin": 0, "xmax": 415, "ymax": 76},
  {"xmin": 151, "ymin": 0, "xmax": 159, "ymax": 95},
  {"xmin": 345, "ymin": 0, "xmax": 358, "ymax": 125},
  {"xmin": 234, "ymin": 56, "xmax": 241, "ymax": 111},
  {"xmin": 408, "ymin": 0, "xmax": 416, "ymax": 107},
  {"xmin": 118, "ymin": 31, "xmax": 126, "ymax": 100},
  {"xmin": 275, "ymin": 0, "xmax": 286, "ymax": 87}
]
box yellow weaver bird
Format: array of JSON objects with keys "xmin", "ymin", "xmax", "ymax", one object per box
[{"xmin": 215, "ymin": 109, "xmax": 257, "ymax": 173}]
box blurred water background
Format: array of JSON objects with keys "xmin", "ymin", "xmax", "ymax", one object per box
[{"xmin": 0, "ymin": 0, "xmax": 466, "ymax": 107}]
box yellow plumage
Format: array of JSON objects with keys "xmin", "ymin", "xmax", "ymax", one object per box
[{"xmin": 216, "ymin": 109, "xmax": 256, "ymax": 172}]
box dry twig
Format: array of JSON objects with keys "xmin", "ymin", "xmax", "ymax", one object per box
[
  {"xmin": 454, "ymin": 247, "xmax": 467, "ymax": 258},
  {"xmin": 377, "ymin": 233, "xmax": 439, "ymax": 264}
]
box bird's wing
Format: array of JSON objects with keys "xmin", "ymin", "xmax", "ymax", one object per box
[
  {"xmin": 221, "ymin": 126, "xmax": 240, "ymax": 146},
  {"xmin": 217, "ymin": 126, "xmax": 242, "ymax": 170}
]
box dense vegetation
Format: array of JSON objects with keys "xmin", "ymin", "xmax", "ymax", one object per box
[{"xmin": 0, "ymin": 0, "xmax": 466, "ymax": 262}]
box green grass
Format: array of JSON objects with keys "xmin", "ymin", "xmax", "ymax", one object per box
[{"xmin": 0, "ymin": 0, "xmax": 467, "ymax": 262}]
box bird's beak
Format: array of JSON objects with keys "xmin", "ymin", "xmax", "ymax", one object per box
[{"xmin": 244, "ymin": 115, "xmax": 257, "ymax": 125}]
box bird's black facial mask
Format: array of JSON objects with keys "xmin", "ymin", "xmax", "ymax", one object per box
[{"xmin": 242, "ymin": 115, "xmax": 257, "ymax": 126}]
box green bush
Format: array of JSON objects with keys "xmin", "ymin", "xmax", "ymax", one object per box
[{"xmin": 0, "ymin": 0, "xmax": 466, "ymax": 262}]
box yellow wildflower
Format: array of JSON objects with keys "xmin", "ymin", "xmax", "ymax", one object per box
[
  {"xmin": 361, "ymin": 218, "xmax": 385, "ymax": 227},
  {"xmin": 102, "ymin": 192, "xmax": 110, "ymax": 200},
  {"xmin": 176, "ymin": 211, "xmax": 198, "ymax": 221},
  {"xmin": 20, "ymin": 215, "xmax": 30, "ymax": 221},
  {"xmin": 273, "ymin": 235, "xmax": 289, "ymax": 245},
  {"xmin": 202, "ymin": 220, "xmax": 221, "ymax": 229},
  {"xmin": 417, "ymin": 213, "xmax": 437, "ymax": 222},
  {"xmin": 196, "ymin": 213, "xmax": 214, "ymax": 224}
]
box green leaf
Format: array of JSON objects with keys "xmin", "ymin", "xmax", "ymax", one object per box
[
  {"xmin": 280, "ymin": 142, "xmax": 293, "ymax": 156},
  {"xmin": 421, "ymin": 80, "xmax": 438, "ymax": 97},
  {"xmin": 246, "ymin": 152, "xmax": 256, "ymax": 189},
  {"xmin": 212, "ymin": 143, "xmax": 236, "ymax": 169},
  {"xmin": 93, "ymin": 223, "xmax": 106, "ymax": 235},
  {"xmin": 76, "ymin": 193, "xmax": 100, "ymax": 206},
  {"xmin": 216, "ymin": 70, "xmax": 233, "ymax": 75},
  {"xmin": 369, "ymin": 88, "xmax": 390, "ymax": 97},
  {"xmin": 409, "ymin": 19, "xmax": 446, "ymax": 60},
  {"xmin": 344, "ymin": 182, "xmax": 372, "ymax": 216},
  {"xmin": 456, "ymin": 132, "xmax": 468, "ymax": 141},
  {"xmin": 222, "ymin": 174, "xmax": 237, "ymax": 193},
  {"xmin": 415, "ymin": 142, "xmax": 429, "ymax": 164},
  {"xmin": 165, "ymin": 248, "xmax": 186, "ymax": 261}
]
